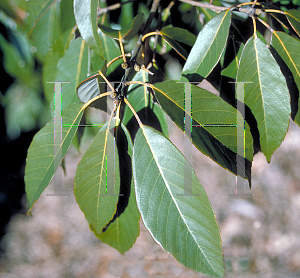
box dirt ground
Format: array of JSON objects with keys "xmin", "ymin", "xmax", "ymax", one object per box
[{"xmin": 0, "ymin": 118, "xmax": 300, "ymax": 278}]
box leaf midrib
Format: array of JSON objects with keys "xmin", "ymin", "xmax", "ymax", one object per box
[{"xmin": 141, "ymin": 126, "xmax": 217, "ymax": 272}]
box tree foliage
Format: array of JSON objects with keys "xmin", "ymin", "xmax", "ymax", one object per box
[{"xmin": 1, "ymin": 0, "xmax": 299, "ymax": 276}]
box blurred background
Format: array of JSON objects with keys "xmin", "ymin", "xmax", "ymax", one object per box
[{"xmin": 1, "ymin": 0, "xmax": 300, "ymax": 277}]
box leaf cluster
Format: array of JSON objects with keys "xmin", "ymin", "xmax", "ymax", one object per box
[{"xmin": 1, "ymin": 0, "xmax": 299, "ymax": 276}]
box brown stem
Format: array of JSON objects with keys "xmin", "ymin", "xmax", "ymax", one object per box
[{"xmin": 179, "ymin": 0, "xmax": 228, "ymax": 12}]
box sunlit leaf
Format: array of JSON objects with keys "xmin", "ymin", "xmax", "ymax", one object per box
[
  {"xmin": 74, "ymin": 120, "xmax": 140, "ymax": 254},
  {"xmin": 236, "ymin": 36, "xmax": 290, "ymax": 162},
  {"xmin": 43, "ymin": 28, "xmax": 74, "ymax": 104},
  {"xmin": 183, "ymin": 9, "xmax": 231, "ymax": 80},
  {"xmin": 133, "ymin": 126, "xmax": 224, "ymax": 277},
  {"xmin": 97, "ymin": 124, "xmax": 140, "ymax": 254},
  {"xmin": 26, "ymin": 0, "xmax": 55, "ymax": 35},
  {"xmin": 74, "ymin": 0, "xmax": 104, "ymax": 57},
  {"xmin": 55, "ymin": 38, "xmax": 95, "ymax": 110},
  {"xmin": 25, "ymin": 103, "xmax": 84, "ymax": 210},
  {"xmin": 29, "ymin": 1, "xmax": 61, "ymax": 63},
  {"xmin": 74, "ymin": 120, "xmax": 117, "ymax": 235}
]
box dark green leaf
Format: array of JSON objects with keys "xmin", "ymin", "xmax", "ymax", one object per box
[
  {"xmin": 152, "ymin": 80, "xmax": 253, "ymax": 162},
  {"xmin": 160, "ymin": 26, "xmax": 196, "ymax": 46},
  {"xmin": 183, "ymin": 9, "xmax": 231, "ymax": 79},
  {"xmin": 98, "ymin": 14, "xmax": 144, "ymax": 40},
  {"xmin": 97, "ymin": 124, "xmax": 140, "ymax": 254},
  {"xmin": 236, "ymin": 36, "xmax": 291, "ymax": 162},
  {"xmin": 159, "ymin": 27, "xmax": 196, "ymax": 59},
  {"xmin": 0, "ymin": 32, "xmax": 33, "ymax": 82},
  {"xmin": 285, "ymin": 10, "xmax": 300, "ymax": 37},
  {"xmin": 271, "ymin": 31, "xmax": 300, "ymax": 127},
  {"xmin": 60, "ymin": 0, "xmax": 76, "ymax": 32},
  {"xmin": 25, "ymin": 103, "xmax": 84, "ymax": 210},
  {"xmin": 221, "ymin": 43, "xmax": 244, "ymax": 79},
  {"xmin": 133, "ymin": 126, "xmax": 224, "ymax": 277},
  {"xmin": 123, "ymin": 71, "xmax": 169, "ymax": 137}
]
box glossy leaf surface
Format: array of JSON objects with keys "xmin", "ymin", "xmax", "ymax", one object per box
[
  {"xmin": 159, "ymin": 27, "xmax": 196, "ymax": 59},
  {"xmin": 285, "ymin": 10, "xmax": 300, "ymax": 37},
  {"xmin": 133, "ymin": 126, "xmax": 224, "ymax": 277},
  {"xmin": 25, "ymin": 103, "xmax": 84, "ymax": 210},
  {"xmin": 271, "ymin": 31, "xmax": 300, "ymax": 126},
  {"xmin": 74, "ymin": 0, "xmax": 104, "ymax": 57},
  {"xmin": 99, "ymin": 14, "xmax": 143, "ymax": 40},
  {"xmin": 152, "ymin": 80, "xmax": 253, "ymax": 180},
  {"xmin": 236, "ymin": 36, "xmax": 290, "ymax": 162},
  {"xmin": 183, "ymin": 9, "xmax": 231, "ymax": 79}
]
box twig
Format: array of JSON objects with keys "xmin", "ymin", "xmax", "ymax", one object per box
[
  {"xmin": 97, "ymin": 1, "xmax": 134, "ymax": 16},
  {"xmin": 178, "ymin": 0, "xmax": 228, "ymax": 12},
  {"xmin": 117, "ymin": 0, "xmax": 161, "ymax": 96}
]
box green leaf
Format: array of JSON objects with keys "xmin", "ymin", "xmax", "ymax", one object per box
[
  {"xmin": 98, "ymin": 29, "xmax": 122, "ymax": 74},
  {"xmin": 271, "ymin": 31, "xmax": 300, "ymax": 127},
  {"xmin": 152, "ymin": 80, "xmax": 253, "ymax": 178},
  {"xmin": 74, "ymin": 120, "xmax": 140, "ymax": 254},
  {"xmin": 29, "ymin": 1, "xmax": 62, "ymax": 63},
  {"xmin": 221, "ymin": 43, "xmax": 244, "ymax": 79},
  {"xmin": 159, "ymin": 27, "xmax": 196, "ymax": 59},
  {"xmin": 285, "ymin": 10, "xmax": 300, "ymax": 37},
  {"xmin": 98, "ymin": 14, "xmax": 144, "ymax": 40},
  {"xmin": 97, "ymin": 124, "xmax": 140, "ymax": 254},
  {"xmin": 1, "ymin": 82, "xmax": 48, "ymax": 139},
  {"xmin": 133, "ymin": 126, "xmax": 224, "ymax": 277},
  {"xmin": 183, "ymin": 9, "xmax": 231, "ymax": 80},
  {"xmin": 160, "ymin": 27, "xmax": 196, "ymax": 47},
  {"xmin": 25, "ymin": 103, "xmax": 84, "ymax": 210},
  {"xmin": 0, "ymin": 33, "xmax": 34, "ymax": 82},
  {"xmin": 76, "ymin": 64, "xmax": 108, "ymax": 112},
  {"xmin": 55, "ymin": 38, "xmax": 94, "ymax": 110},
  {"xmin": 236, "ymin": 36, "xmax": 291, "ymax": 162},
  {"xmin": 74, "ymin": 120, "xmax": 117, "ymax": 236},
  {"xmin": 60, "ymin": 0, "xmax": 76, "ymax": 33},
  {"xmin": 26, "ymin": 0, "xmax": 55, "ymax": 35},
  {"xmin": 74, "ymin": 0, "xmax": 104, "ymax": 57},
  {"xmin": 123, "ymin": 71, "xmax": 169, "ymax": 138},
  {"xmin": 43, "ymin": 29, "xmax": 74, "ymax": 104}
]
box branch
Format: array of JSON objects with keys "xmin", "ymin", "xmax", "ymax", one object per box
[
  {"xmin": 117, "ymin": 0, "xmax": 161, "ymax": 96},
  {"xmin": 97, "ymin": 1, "xmax": 134, "ymax": 16},
  {"xmin": 178, "ymin": 0, "xmax": 228, "ymax": 12}
]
